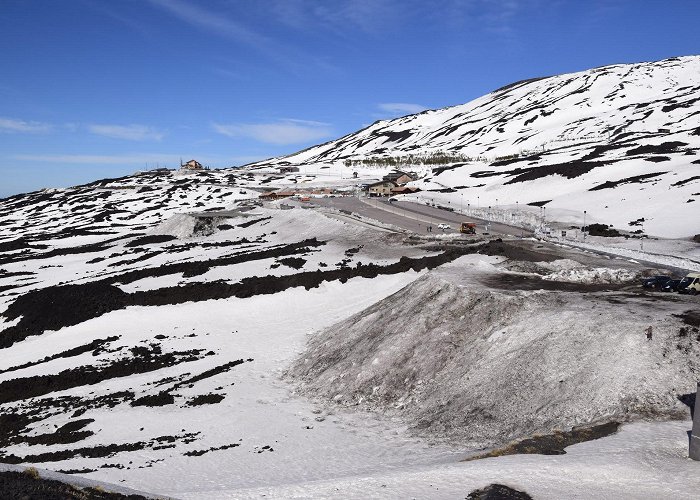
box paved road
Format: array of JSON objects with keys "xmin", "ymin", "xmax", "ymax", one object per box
[
  {"xmin": 309, "ymin": 196, "xmax": 532, "ymax": 237},
  {"xmin": 375, "ymin": 198, "xmax": 533, "ymax": 237},
  {"xmin": 309, "ymin": 197, "xmax": 431, "ymax": 234},
  {"xmin": 299, "ymin": 196, "xmax": 697, "ymax": 276}
]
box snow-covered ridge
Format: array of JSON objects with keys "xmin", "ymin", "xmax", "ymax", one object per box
[
  {"xmin": 258, "ymin": 56, "xmax": 700, "ymax": 163},
  {"xmin": 249, "ymin": 55, "xmax": 700, "ymax": 238}
]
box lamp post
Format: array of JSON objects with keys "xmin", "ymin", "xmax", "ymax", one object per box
[
  {"xmin": 542, "ymin": 207, "xmax": 546, "ymax": 236},
  {"xmin": 460, "ymin": 193, "xmax": 463, "ymax": 214},
  {"xmin": 583, "ymin": 210, "xmax": 587, "ymax": 241}
]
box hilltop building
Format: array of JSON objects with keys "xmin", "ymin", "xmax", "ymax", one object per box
[{"xmin": 181, "ymin": 159, "xmax": 204, "ymax": 171}]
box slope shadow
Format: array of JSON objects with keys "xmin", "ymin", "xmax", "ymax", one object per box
[{"xmin": 678, "ymin": 392, "xmax": 696, "ymax": 420}]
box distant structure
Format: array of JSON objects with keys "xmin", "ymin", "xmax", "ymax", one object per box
[
  {"xmin": 367, "ymin": 180, "xmax": 397, "ymax": 197},
  {"xmin": 690, "ymin": 382, "xmax": 700, "ymax": 460},
  {"xmin": 180, "ymin": 159, "xmax": 204, "ymax": 171},
  {"xmin": 277, "ymin": 166, "xmax": 299, "ymax": 173},
  {"xmin": 138, "ymin": 167, "xmax": 170, "ymax": 176},
  {"xmin": 383, "ymin": 170, "xmax": 416, "ymax": 185},
  {"xmin": 391, "ymin": 185, "xmax": 421, "ymax": 195}
]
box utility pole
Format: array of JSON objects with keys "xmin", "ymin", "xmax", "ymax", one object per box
[{"xmin": 690, "ymin": 382, "xmax": 700, "ymax": 460}]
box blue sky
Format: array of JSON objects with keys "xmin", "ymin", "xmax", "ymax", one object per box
[{"xmin": 1, "ymin": 0, "xmax": 699, "ymax": 197}]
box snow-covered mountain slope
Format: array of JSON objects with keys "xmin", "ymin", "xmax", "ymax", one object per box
[
  {"xmin": 0, "ymin": 170, "xmax": 474, "ymax": 495},
  {"xmin": 1, "ymin": 167, "xmax": 698, "ymax": 498},
  {"xmin": 250, "ymin": 56, "xmax": 700, "ymax": 238},
  {"xmin": 1, "ymin": 57, "xmax": 699, "ymax": 498}
]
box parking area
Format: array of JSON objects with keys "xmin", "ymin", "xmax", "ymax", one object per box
[{"xmin": 308, "ymin": 196, "xmax": 532, "ymax": 237}]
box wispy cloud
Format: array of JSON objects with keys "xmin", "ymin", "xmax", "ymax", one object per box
[
  {"xmin": 88, "ymin": 124, "xmax": 165, "ymax": 141},
  {"xmin": 14, "ymin": 153, "xmax": 171, "ymax": 165},
  {"xmin": 147, "ymin": 0, "xmax": 337, "ymax": 74},
  {"xmin": 211, "ymin": 67, "xmax": 249, "ymax": 81},
  {"xmin": 268, "ymin": 0, "xmax": 420, "ymax": 36},
  {"xmin": 212, "ymin": 119, "xmax": 333, "ymax": 145},
  {"xmin": 440, "ymin": 0, "xmax": 524, "ymax": 35},
  {"xmin": 477, "ymin": 0, "xmax": 520, "ymax": 34},
  {"xmin": 148, "ymin": 0, "xmax": 269, "ymax": 47},
  {"xmin": 13, "ymin": 153, "xmax": 254, "ymax": 167},
  {"xmin": 306, "ymin": 0, "xmax": 401, "ymax": 33},
  {"xmin": 0, "ymin": 117, "xmax": 52, "ymax": 134},
  {"xmin": 378, "ymin": 103, "xmax": 427, "ymax": 115},
  {"xmin": 85, "ymin": 1, "xmax": 154, "ymax": 39},
  {"xmin": 270, "ymin": 0, "xmax": 522, "ymax": 36}
]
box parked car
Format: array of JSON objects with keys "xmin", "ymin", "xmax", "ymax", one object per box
[
  {"xmin": 661, "ymin": 279, "xmax": 682, "ymax": 292},
  {"xmin": 437, "ymin": 223, "xmax": 450, "ymax": 230},
  {"xmin": 642, "ymin": 275, "xmax": 672, "ymax": 289},
  {"xmin": 678, "ymin": 273, "xmax": 700, "ymax": 295}
]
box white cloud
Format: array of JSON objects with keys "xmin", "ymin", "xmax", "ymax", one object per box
[
  {"xmin": 148, "ymin": 0, "xmax": 268, "ymax": 47},
  {"xmin": 378, "ymin": 103, "xmax": 427, "ymax": 115},
  {"xmin": 282, "ymin": 118, "xmax": 332, "ymax": 127},
  {"xmin": 312, "ymin": 0, "xmax": 399, "ymax": 33},
  {"xmin": 88, "ymin": 124, "xmax": 165, "ymax": 141},
  {"xmin": 14, "ymin": 153, "xmax": 170, "ymax": 165},
  {"xmin": 0, "ymin": 117, "xmax": 52, "ymax": 133},
  {"xmin": 270, "ymin": 0, "xmax": 403, "ymax": 34},
  {"xmin": 13, "ymin": 153, "xmax": 258, "ymax": 167},
  {"xmin": 270, "ymin": 0, "xmax": 524, "ymax": 36},
  {"xmin": 212, "ymin": 120, "xmax": 333, "ymax": 145},
  {"xmin": 147, "ymin": 0, "xmax": 333, "ymax": 75}
]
